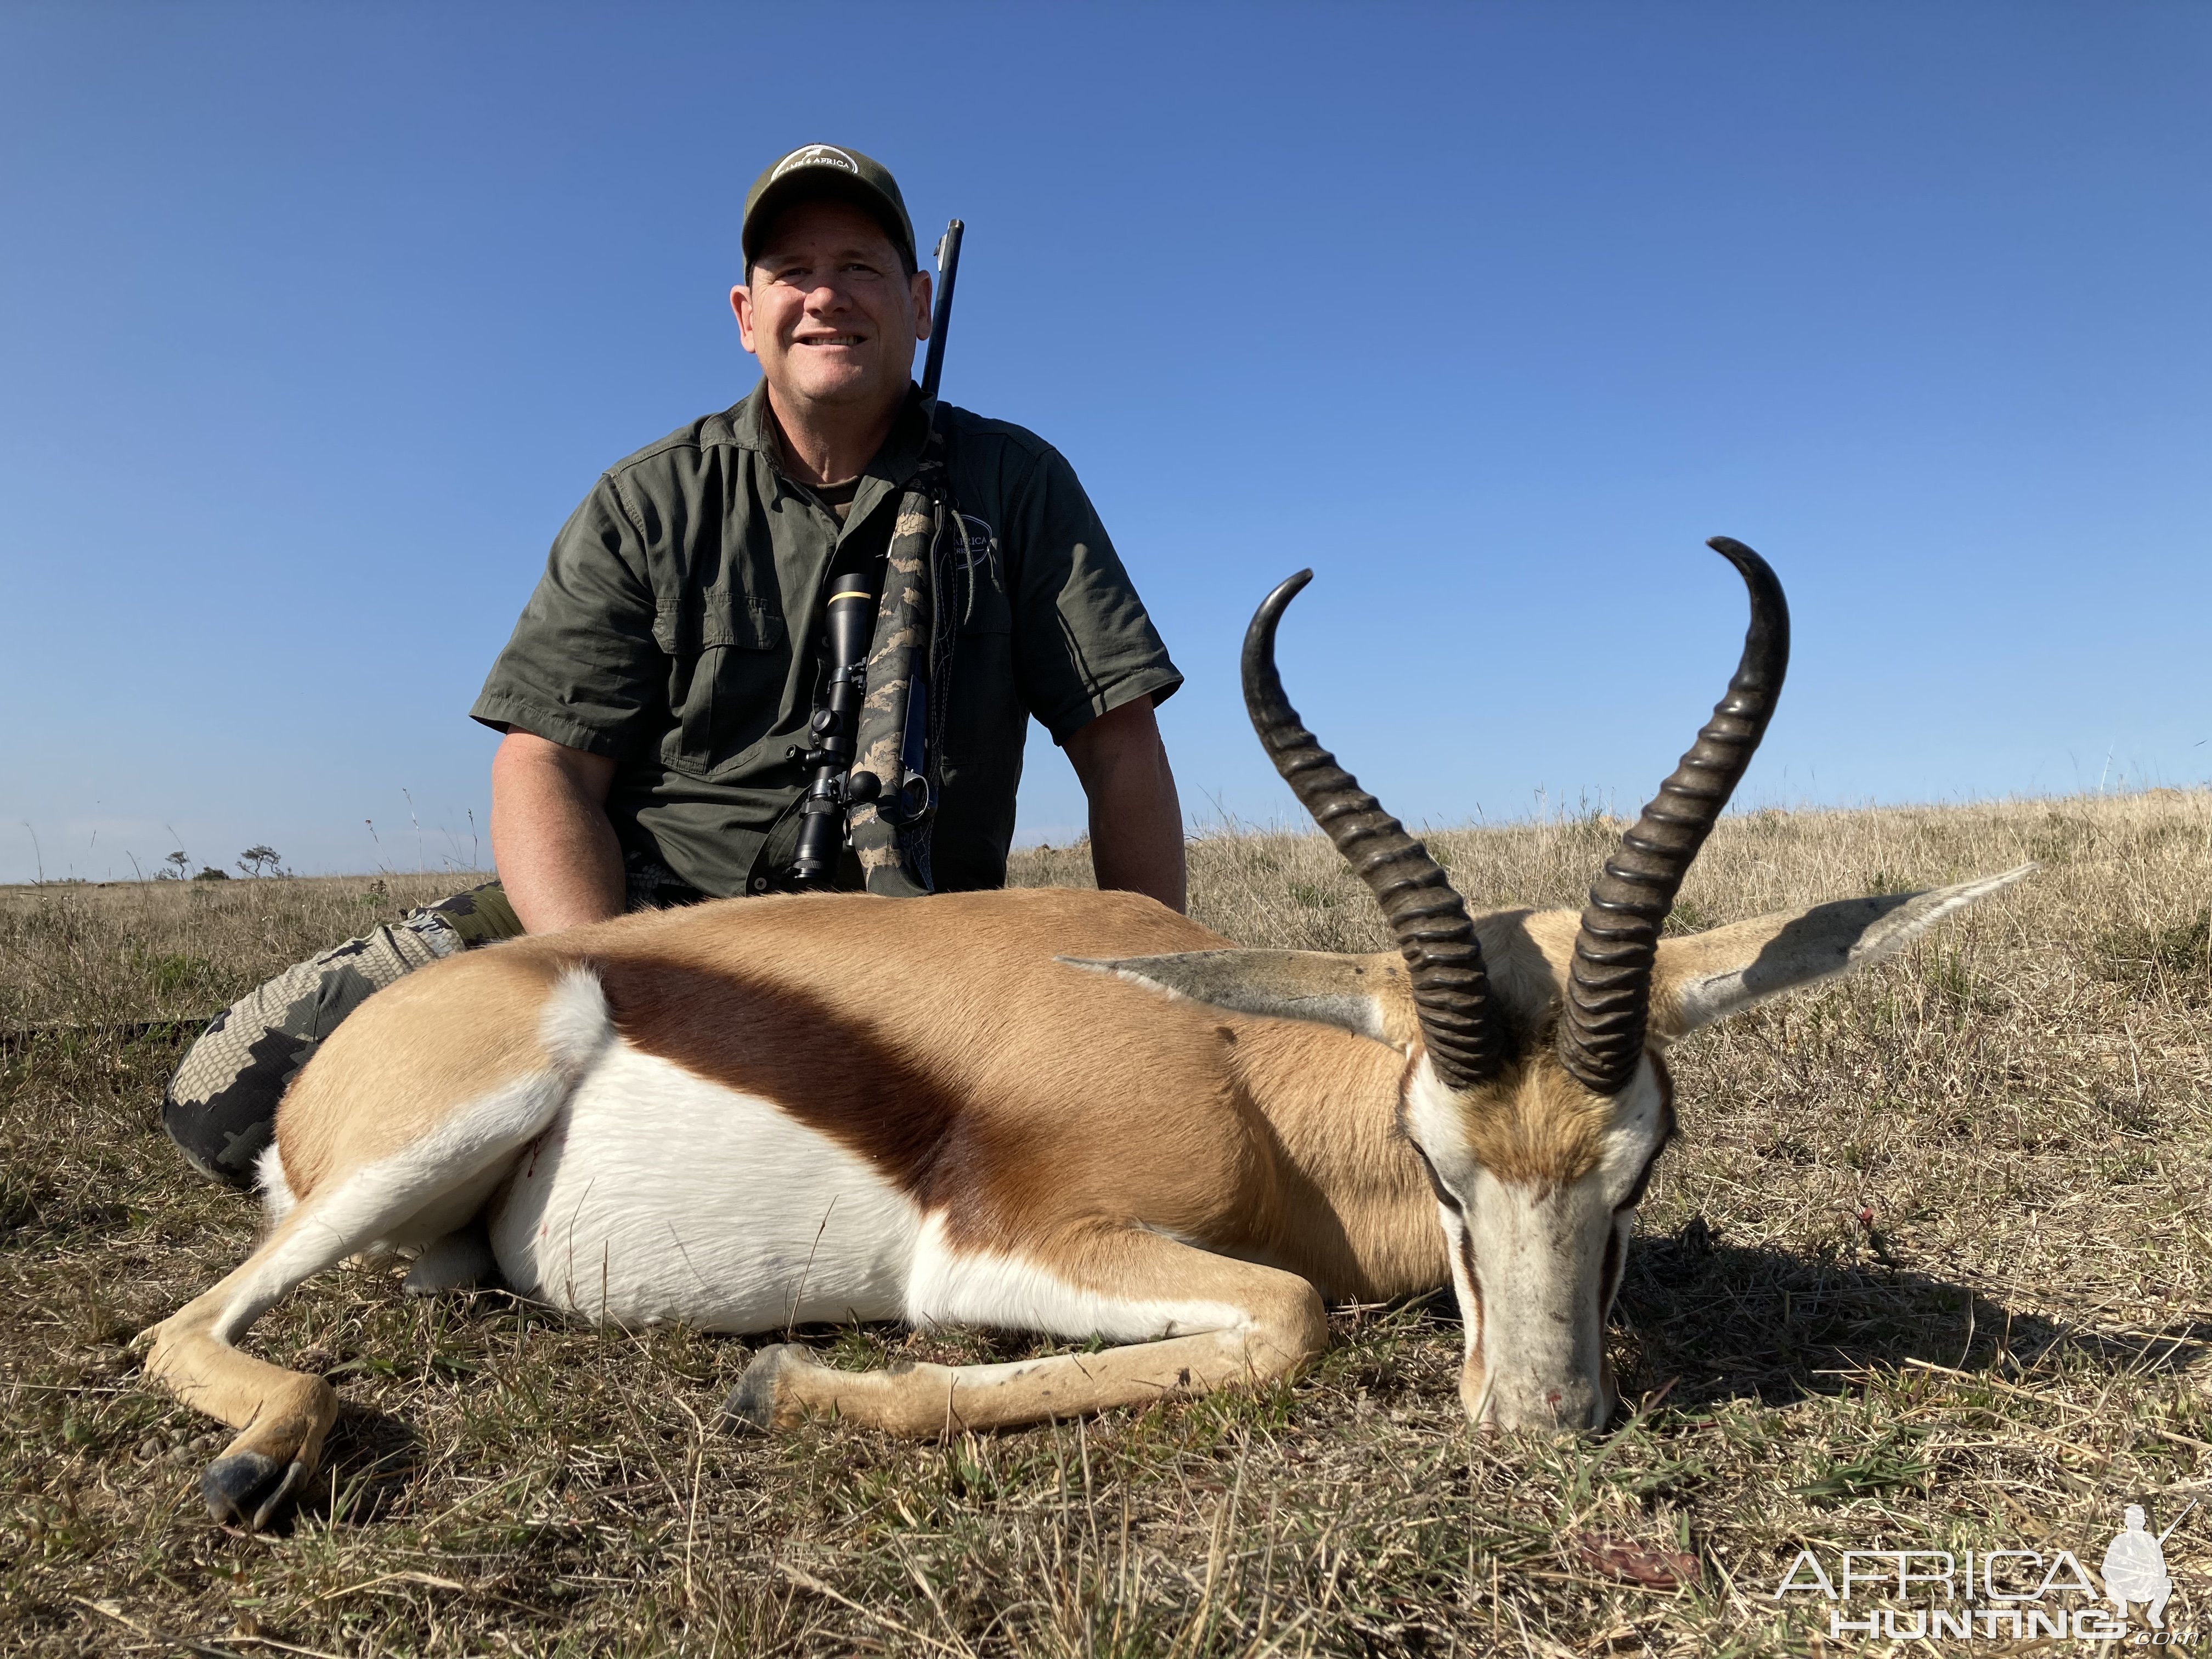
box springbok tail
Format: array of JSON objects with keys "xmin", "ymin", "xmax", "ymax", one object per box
[
  {"xmin": 539, "ymin": 964, "xmax": 617, "ymax": 1079},
  {"xmin": 256, "ymin": 1141, "xmax": 297, "ymax": 1229}
]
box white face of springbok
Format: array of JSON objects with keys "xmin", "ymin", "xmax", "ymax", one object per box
[
  {"xmin": 1094, "ymin": 541, "xmax": 2030, "ymax": 1434},
  {"xmin": 1400, "ymin": 1042, "xmax": 1671, "ymax": 1431}
]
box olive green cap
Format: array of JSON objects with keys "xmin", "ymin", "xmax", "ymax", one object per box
[{"xmin": 742, "ymin": 143, "xmax": 917, "ymax": 273}]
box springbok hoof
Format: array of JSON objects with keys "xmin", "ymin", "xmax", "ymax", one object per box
[
  {"xmin": 723, "ymin": 1344, "xmax": 814, "ymax": 1432},
  {"xmin": 201, "ymin": 1451, "xmax": 308, "ymax": 1530}
]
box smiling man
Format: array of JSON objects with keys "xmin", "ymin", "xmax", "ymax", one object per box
[
  {"xmin": 162, "ymin": 143, "xmax": 1186, "ymax": 1187},
  {"xmin": 477, "ymin": 142, "xmax": 1186, "ymax": 924}
]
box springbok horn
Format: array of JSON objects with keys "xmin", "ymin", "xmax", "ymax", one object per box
[
  {"xmin": 1243, "ymin": 571, "xmax": 1508, "ymax": 1089},
  {"xmin": 1559, "ymin": 537, "xmax": 1790, "ymax": 1094}
]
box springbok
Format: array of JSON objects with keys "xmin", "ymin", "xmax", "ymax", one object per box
[{"xmin": 139, "ymin": 538, "xmax": 2026, "ymax": 1528}]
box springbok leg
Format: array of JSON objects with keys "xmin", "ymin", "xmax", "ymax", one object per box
[
  {"xmin": 136, "ymin": 1205, "xmax": 352, "ymax": 1528},
  {"xmin": 726, "ymin": 1225, "xmax": 1329, "ymax": 1436},
  {"xmin": 139, "ymin": 1072, "xmax": 578, "ymax": 1525},
  {"xmin": 138, "ymin": 959, "xmax": 607, "ymax": 1526}
]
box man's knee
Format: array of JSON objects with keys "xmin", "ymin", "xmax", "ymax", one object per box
[
  {"xmin": 162, "ymin": 882, "xmax": 521, "ymax": 1187},
  {"xmin": 409, "ymin": 882, "xmax": 522, "ymax": 947}
]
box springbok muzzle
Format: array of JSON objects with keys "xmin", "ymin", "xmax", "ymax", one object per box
[{"xmin": 1459, "ymin": 1171, "xmax": 1622, "ymax": 1432}]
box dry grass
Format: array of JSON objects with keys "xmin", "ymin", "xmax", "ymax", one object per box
[{"xmin": 3, "ymin": 792, "xmax": 2210, "ymax": 1656}]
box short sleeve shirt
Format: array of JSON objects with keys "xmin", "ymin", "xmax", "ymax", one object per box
[{"xmin": 471, "ymin": 382, "xmax": 1181, "ymax": 897}]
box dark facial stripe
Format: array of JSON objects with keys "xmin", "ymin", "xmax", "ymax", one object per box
[
  {"xmin": 1457, "ymin": 1226, "xmax": 1484, "ymax": 1343},
  {"xmin": 1409, "ymin": 1143, "xmax": 1462, "ymax": 1216},
  {"xmin": 1597, "ymin": 1222, "xmax": 1624, "ymax": 1322}
]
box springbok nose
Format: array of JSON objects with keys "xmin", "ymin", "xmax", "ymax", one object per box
[{"xmin": 1485, "ymin": 1374, "xmax": 1608, "ymax": 1433}]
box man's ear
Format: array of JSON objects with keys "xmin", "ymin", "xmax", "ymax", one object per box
[
  {"xmin": 1654, "ymin": 865, "xmax": 2034, "ymax": 1039},
  {"xmin": 1058, "ymin": 950, "xmax": 1417, "ymax": 1046},
  {"xmin": 911, "ymin": 268, "xmax": 933, "ymax": 342}
]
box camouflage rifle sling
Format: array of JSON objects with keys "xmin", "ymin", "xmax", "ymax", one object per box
[{"xmin": 846, "ymin": 410, "xmax": 970, "ymax": 897}]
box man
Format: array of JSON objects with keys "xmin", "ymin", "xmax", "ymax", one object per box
[{"xmin": 164, "ymin": 143, "xmax": 1185, "ymax": 1187}]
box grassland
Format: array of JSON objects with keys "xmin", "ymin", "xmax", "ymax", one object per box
[{"xmin": 3, "ymin": 791, "xmax": 2209, "ymax": 1656}]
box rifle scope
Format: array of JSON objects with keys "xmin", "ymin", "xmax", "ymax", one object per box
[{"xmin": 785, "ymin": 586, "xmax": 877, "ymax": 888}]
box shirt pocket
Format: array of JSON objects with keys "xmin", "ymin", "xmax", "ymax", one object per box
[{"xmin": 653, "ymin": 585, "xmax": 788, "ymax": 778}]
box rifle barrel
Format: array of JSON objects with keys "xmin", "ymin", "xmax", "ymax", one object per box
[
  {"xmin": 919, "ymin": 219, "xmax": 963, "ymax": 401},
  {"xmin": 2158, "ymin": 1498, "xmax": 2197, "ymax": 1545}
]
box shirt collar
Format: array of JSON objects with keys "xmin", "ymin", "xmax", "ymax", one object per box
[{"xmin": 732, "ymin": 379, "xmax": 932, "ymax": 495}]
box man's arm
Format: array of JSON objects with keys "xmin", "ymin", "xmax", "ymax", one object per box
[
  {"xmin": 1064, "ymin": 697, "xmax": 1186, "ymax": 914},
  {"xmin": 489, "ymin": 730, "xmax": 626, "ymax": 932}
]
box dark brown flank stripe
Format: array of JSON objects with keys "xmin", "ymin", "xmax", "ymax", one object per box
[{"xmin": 585, "ymin": 954, "xmax": 1019, "ymax": 1231}]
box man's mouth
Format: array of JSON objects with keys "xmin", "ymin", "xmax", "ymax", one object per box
[{"xmin": 794, "ymin": 335, "xmax": 865, "ymax": 348}]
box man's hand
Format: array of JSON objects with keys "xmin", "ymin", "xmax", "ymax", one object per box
[
  {"xmin": 1065, "ymin": 698, "xmax": 1187, "ymax": 914},
  {"xmin": 489, "ymin": 731, "xmax": 626, "ymax": 933}
]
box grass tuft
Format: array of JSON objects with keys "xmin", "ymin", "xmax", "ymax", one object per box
[{"xmin": 2095, "ymin": 908, "xmax": 2212, "ymax": 1005}]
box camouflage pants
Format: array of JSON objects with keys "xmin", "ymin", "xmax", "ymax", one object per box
[{"xmin": 162, "ymin": 883, "xmax": 525, "ymax": 1187}]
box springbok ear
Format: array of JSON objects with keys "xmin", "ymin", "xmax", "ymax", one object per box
[
  {"xmin": 1057, "ymin": 950, "xmax": 1416, "ymax": 1046},
  {"xmin": 1653, "ymin": 865, "xmax": 2033, "ymax": 1039}
]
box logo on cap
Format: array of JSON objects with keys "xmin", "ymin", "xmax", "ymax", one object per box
[{"xmin": 770, "ymin": 144, "xmax": 860, "ymax": 183}]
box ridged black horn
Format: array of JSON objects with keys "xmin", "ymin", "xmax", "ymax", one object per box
[
  {"xmin": 1243, "ymin": 571, "xmax": 1508, "ymax": 1089},
  {"xmin": 1559, "ymin": 537, "xmax": 1790, "ymax": 1094}
]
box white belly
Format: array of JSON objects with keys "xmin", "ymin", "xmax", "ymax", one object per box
[{"xmin": 489, "ymin": 1037, "xmax": 922, "ymax": 1331}]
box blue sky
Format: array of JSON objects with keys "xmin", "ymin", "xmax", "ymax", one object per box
[{"xmin": 2, "ymin": 2, "xmax": 2205, "ymax": 884}]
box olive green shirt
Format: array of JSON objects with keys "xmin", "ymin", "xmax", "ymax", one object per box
[{"xmin": 471, "ymin": 382, "xmax": 1181, "ymax": 897}]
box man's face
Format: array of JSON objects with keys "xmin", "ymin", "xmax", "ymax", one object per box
[{"xmin": 732, "ymin": 198, "xmax": 931, "ymax": 412}]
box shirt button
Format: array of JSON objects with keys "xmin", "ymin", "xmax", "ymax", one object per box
[{"xmin": 750, "ymin": 877, "xmax": 769, "ymax": 893}]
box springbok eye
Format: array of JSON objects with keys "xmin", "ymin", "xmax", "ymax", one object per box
[
  {"xmin": 1410, "ymin": 1146, "xmax": 1464, "ymax": 1217},
  {"xmin": 1613, "ymin": 1145, "xmax": 1664, "ymax": 1214}
]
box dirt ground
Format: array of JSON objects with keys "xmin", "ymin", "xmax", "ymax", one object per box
[{"xmin": 3, "ymin": 791, "xmax": 2208, "ymax": 1655}]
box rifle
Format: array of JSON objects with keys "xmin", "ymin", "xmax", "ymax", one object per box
[{"xmin": 785, "ymin": 218, "xmax": 964, "ymax": 889}]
